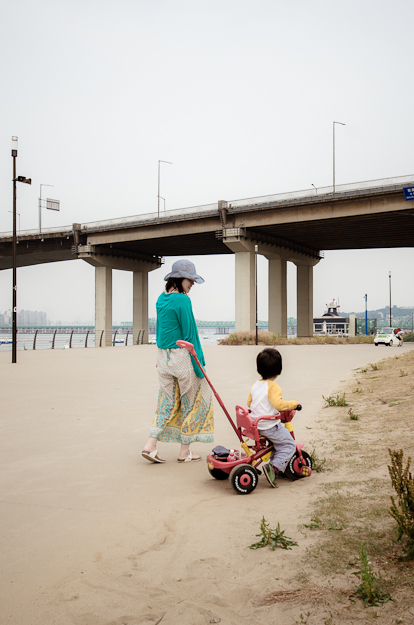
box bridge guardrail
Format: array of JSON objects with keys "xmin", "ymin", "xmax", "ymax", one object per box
[
  {"xmin": 1, "ymin": 173, "xmax": 413, "ymax": 238},
  {"xmin": 0, "ymin": 329, "xmax": 146, "ymax": 351}
]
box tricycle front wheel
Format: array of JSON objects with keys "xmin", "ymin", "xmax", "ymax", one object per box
[
  {"xmin": 230, "ymin": 463, "xmax": 259, "ymax": 494},
  {"xmin": 284, "ymin": 450, "xmax": 312, "ymax": 480}
]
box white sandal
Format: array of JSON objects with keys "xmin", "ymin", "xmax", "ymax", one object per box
[
  {"xmin": 142, "ymin": 449, "xmax": 166, "ymax": 463},
  {"xmin": 177, "ymin": 450, "xmax": 201, "ymax": 463}
]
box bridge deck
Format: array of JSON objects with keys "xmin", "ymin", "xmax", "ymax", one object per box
[{"xmin": 1, "ymin": 175, "xmax": 413, "ymax": 269}]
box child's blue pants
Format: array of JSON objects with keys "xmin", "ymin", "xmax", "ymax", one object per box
[{"xmin": 258, "ymin": 423, "xmax": 296, "ymax": 472}]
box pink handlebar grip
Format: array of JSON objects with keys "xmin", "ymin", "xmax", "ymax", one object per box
[{"xmin": 176, "ymin": 340, "xmax": 196, "ymax": 357}]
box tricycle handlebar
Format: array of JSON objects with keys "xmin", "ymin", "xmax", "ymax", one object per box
[{"xmin": 176, "ymin": 340, "xmax": 197, "ymax": 357}]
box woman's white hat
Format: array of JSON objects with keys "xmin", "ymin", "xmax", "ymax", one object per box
[{"xmin": 164, "ymin": 259, "xmax": 204, "ymax": 284}]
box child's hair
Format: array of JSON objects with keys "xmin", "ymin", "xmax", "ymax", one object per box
[
  {"xmin": 165, "ymin": 277, "xmax": 186, "ymax": 293},
  {"xmin": 257, "ymin": 348, "xmax": 282, "ymax": 379}
]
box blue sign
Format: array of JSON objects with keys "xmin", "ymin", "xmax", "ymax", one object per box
[{"xmin": 403, "ymin": 186, "xmax": 414, "ymax": 201}]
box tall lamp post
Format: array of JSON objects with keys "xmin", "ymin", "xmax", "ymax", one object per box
[
  {"xmin": 8, "ymin": 211, "xmax": 20, "ymax": 233},
  {"xmin": 255, "ymin": 244, "xmax": 258, "ymax": 345},
  {"xmin": 11, "ymin": 136, "xmax": 31, "ymax": 364},
  {"xmin": 158, "ymin": 160, "xmax": 172, "ymax": 217},
  {"xmin": 364, "ymin": 293, "xmax": 368, "ymax": 336},
  {"xmin": 333, "ymin": 121, "xmax": 346, "ymax": 193},
  {"xmin": 389, "ymin": 271, "xmax": 392, "ymax": 326}
]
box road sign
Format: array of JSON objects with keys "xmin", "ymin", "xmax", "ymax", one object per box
[
  {"xmin": 403, "ymin": 186, "xmax": 414, "ymax": 201},
  {"xmin": 46, "ymin": 198, "xmax": 60, "ymax": 211}
]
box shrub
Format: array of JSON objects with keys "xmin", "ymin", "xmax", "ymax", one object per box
[{"xmin": 388, "ymin": 449, "xmax": 414, "ymax": 559}]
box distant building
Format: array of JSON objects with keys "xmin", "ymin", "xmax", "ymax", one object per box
[
  {"xmin": 17, "ymin": 310, "xmax": 49, "ymax": 326},
  {"xmin": 2, "ymin": 310, "xmax": 12, "ymax": 326},
  {"xmin": 1, "ymin": 309, "xmax": 49, "ymax": 326},
  {"xmin": 313, "ymin": 299, "xmax": 349, "ymax": 334}
]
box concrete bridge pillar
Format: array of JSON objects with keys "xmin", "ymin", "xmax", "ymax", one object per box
[
  {"xmin": 295, "ymin": 263, "xmax": 314, "ymax": 337},
  {"xmin": 95, "ymin": 266, "xmax": 113, "ymax": 346},
  {"xmin": 222, "ymin": 235, "xmax": 256, "ymax": 332},
  {"xmin": 234, "ymin": 251, "xmax": 255, "ymax": 332},
  {"xmin": 268, "ymin": 256, "xmax": 287, "ymax": 337},
  {"xmin": 77, "ymin": 246, "xmax": 160, "ymax": 346},
  {"xmin": 133, "ymin": 270, "xmax": 149, "ymax": 344},
  {"xmin": 222, "ymin": 229, "xmax": 320, "ymax": 337}
]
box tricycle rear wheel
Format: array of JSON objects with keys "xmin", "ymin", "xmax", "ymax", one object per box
[{"xmin": 208, "ymin": 466, "xmax": 229, "ymax": 480}]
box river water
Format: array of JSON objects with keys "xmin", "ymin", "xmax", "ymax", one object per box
[{"xmin": 0, "ymin": 330, "xmax": 229, "ymax": 352}]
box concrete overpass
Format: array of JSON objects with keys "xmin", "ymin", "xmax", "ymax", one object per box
[{"xmin": 1, "ymin": 175, "xmax": 413, "ymax": 343}]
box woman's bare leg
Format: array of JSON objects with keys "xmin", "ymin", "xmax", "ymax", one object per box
[
  {"xmin": 142, "ymin": 437, "xmax": 166, "ymax": 461},
  {"xmin": 177, "ymin": 444, "xmax": 201, "ymax": 461}
]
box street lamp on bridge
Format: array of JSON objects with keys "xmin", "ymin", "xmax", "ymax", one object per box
[
  {"xmin": 158, "ymin": 160, "xmax": 172, "ymax": 217},
  {"xmin": 11, "ymin": 136, "xmax": 32, "ymax": 364},
  {"xmin": 389, "ymin": 271, "xmax": 392, "ymax": 326},
  {"xmin": 333, "ymin": 121, "xmax": 346, "ymax": 193}
]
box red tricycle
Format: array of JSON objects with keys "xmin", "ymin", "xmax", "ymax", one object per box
[{"xmin": 176, "ymin": 340, "xmax": 312, "ymax": 495}]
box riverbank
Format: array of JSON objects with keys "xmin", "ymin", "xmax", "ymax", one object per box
[{"xmin": 1, "ymin": 343, "xmax": 413, "ymax": 625}]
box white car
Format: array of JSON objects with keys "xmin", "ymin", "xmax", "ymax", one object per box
[{"xmin": 374, "ymin": 327, "xmax": 397, "ymax": 346}]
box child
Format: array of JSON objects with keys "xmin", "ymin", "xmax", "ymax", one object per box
[{"xmin": 247, "ymin": 348, "xmax": 299, "ymax": 488}]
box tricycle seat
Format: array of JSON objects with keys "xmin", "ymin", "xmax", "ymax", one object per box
[{"xmin": 235, "ymin": 405, "xmax": 281, "ymax": 444}]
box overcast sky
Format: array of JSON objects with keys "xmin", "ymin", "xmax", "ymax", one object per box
[{"xmin": 1, "ymin": 0, "xmax": 413, "ymax": 324}]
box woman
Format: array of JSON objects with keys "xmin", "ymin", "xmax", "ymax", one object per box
[{"xmin": 142, "ymin": 260, "xmax": 214, "ymax": 463}]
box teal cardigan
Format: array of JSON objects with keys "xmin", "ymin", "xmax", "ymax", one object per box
[{"xmin": 156, "ymin": 292, "xmax": 205, "ymax": 378}]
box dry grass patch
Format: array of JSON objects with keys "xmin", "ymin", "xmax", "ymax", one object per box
[
  {"xmin": 218, "ymin": 331, "xmax": 374, "ymax": 346},
  {"xmin": 257, "ymin": 583, "xmax": 339, "ymax": 606},
  {"xmin": 276, "ymin": 349, "xmax": 414, "ymax": 623}
]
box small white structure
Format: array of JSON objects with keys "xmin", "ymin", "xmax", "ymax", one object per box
[{"xmin": 313, "ymin": 298, "xmax": 350, "ymax": 335}]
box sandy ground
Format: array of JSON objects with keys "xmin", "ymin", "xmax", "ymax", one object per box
[{"xmin": 1, "ymin": 343, "xmax": 413, "ymax": 625}]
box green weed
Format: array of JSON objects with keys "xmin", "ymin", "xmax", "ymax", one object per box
[
  {"xmin": 348, "ymin": 409, "xmax": 359, "ymax": 421},
  {"xmin": 249, "ymin": 517, "xmax": 298, "ymax": 551},
  {"xmin": 309, "ymin": 447, "xmax": 327, "ymax": 472},
  {"xmin": 400, "ymin": 369, "xmax": 408, "ymax": 377},
  {"xmin": 351, "ymin": 543, "xmax": 391, "ymax": 606},
  {"xmin": 322, "ymin": 393, "xmax": 348, "ymax": 407}
]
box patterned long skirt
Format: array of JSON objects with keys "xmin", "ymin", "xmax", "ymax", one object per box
[{"xmin": 149, "ymin": 348, "xmax": 214, "ymax": 444}]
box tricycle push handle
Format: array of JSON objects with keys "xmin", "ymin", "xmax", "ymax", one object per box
[
  {"xmin": 175, "ymin": 339, "xmax": 242, "ymax": 442},
  {"xmin": 176, "ymin": 340, "xmax": 197, "ymax": 357}
]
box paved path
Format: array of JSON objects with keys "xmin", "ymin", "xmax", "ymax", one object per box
[{"xmin": 1, "ymin": 343, "xmax": 413, "ymax": 624}]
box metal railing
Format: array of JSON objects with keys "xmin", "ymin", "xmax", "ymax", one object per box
[
  {"xmin": 0, "ymin": 328, "xmax": 146, "ymax": 351},
  {"xmin": 313, "ymin": 323, "xmax": 349, "ymax": 336}
]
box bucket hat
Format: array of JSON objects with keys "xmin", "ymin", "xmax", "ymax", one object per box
[{"xmin": 164, "ymin": 259, "xmax": 204, "ymax": 284}]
